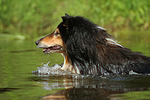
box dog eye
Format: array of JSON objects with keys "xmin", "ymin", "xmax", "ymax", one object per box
[
  {"xmin": 54, "ymin": 28, "xmax": 60, "ymax": 36},
  {"xmin": 55, "ymin": 32, "xmax": 60, "ymax": 36}
]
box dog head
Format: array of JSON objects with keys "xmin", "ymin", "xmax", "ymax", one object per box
[
  {"xmin": 35, "ymin": 14, "xmax": 71, "ymax": 54},
  {"xmin": 35, "ymin": 27, "xmax": 63, "ymax": 54}
]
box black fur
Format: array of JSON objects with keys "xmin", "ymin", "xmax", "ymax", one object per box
[{"xmin": 58, "ymin": 14, "xmax": 150, "ymax": 75}]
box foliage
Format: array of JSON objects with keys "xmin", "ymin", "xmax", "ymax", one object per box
[{"xmin": 0, "ymin": 0, "xmax": 150, "ymax": 39}]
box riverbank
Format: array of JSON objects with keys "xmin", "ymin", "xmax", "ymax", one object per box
[{"xmin": 0, "ymin": 0, "xmax": 150, "ymax": 39}]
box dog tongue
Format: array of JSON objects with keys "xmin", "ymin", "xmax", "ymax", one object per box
[
  {"xmin": 43, "ymin": 46, "xmax": 60, "ymax": 52},
  {"xmin": 51, "ymin": 46, "xmax": 59, "ymax": 50}
]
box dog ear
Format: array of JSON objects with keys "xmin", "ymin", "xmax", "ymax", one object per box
[
  {"xmin": 61, "ymin": 16, "xmax": 67, "ymax": 22},
  {"xmin": 61, "ymin": 16, "xmax": 67, "ymax": 27},
  {"xmin": 61, "ymin": 13, "xmax": 70, "ymax": 22},
  {"xmin": 65, "ymin": 13, "xmax": 69, "ymax": 17},
  {"xmin": 61, "ymin": 13, "xmax": 70, "ymax": 28}
]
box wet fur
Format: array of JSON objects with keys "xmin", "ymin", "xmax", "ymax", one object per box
[{"xmin": 37, "ymin": 14, "xmax": 150, "ymax": 75}]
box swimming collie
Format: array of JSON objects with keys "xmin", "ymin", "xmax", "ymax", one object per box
[{"xmin": 35, "ymin": 14, "xmax": 150, "ymax": 75}]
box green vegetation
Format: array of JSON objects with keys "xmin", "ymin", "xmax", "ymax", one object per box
[{"xmin": 0, "ymin": 0, "xmax": 150, "ymax": 39}]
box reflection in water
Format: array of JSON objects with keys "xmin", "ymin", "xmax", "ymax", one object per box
[
  {"xmin": 29, "ymin": 75, "xmax": 150, "ymax": 100},
  {"xmin": 0, "ymin": 88, "xmax": 20, "ymax": 93},
  {"xmin": 43, "ymin": 88, "xmax": 110, "ymax": 100}
]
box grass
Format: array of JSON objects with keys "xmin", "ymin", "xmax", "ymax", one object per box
[{"xmin": 0, "ymin": 0, "xmax": 150, "ymax": 39}]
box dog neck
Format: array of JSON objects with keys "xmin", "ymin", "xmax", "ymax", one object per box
[{"xmin": 61, "ymin": 53, "xmax": 80, "ymax": 74}]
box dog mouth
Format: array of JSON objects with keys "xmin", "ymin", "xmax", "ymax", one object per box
[{"xmin": 42, "ymin": 45, "xmax": 62, "ymax": 54}]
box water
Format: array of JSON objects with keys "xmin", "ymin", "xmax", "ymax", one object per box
[
  {"xmin": 32, "ymin": 62, "xmax": 72, "ymax": 75},
  {"xmin": 0, "ymin": 31, "xmax": 150, "ymax": 100}
]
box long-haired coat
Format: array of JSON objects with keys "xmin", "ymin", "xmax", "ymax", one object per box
[{"xmin": 35, "ymin": 14, "xmax": 150, "ymax": 75}]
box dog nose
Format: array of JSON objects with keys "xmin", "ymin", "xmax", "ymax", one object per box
[{"xmin": 35, "ymin": 40, "xmax": 40, "ymax": 45}]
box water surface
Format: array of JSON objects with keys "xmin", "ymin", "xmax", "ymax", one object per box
[{"xmin": 0, "ymin": 31, "xmax": 150, "ymax": 100}]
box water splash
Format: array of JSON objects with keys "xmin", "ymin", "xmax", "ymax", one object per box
[
  {"xmin": 129, "ymin": 70, "xmax": 139, "ymax": 75},
  {"xmin": 33, "ymin": 62, "xmax": 101, "ymax": 79},
  {"xmin": 32, "ymin": 62, "xmax": 144, "ymax": 80},
  {"xmin": 32, "ymin": 61, "xmax": 72, "ymax": 75}
]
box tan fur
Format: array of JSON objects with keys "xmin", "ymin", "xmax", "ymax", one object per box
[
  {"xmin": 61, "ymin": 53, "xmax": 80, "ymax": 74},
  {"xmin": 40, "ymin": 28, "xmax": 63, "ymax": 48}
]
